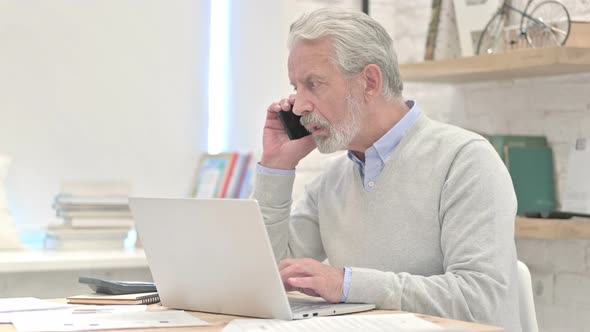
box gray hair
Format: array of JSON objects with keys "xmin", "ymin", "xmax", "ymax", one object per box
[{"xmin": 288, "ymin": 7, "xmax": 403, "ymax": 100}]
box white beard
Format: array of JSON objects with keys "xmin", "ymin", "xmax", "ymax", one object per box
[{"xmin": 301, "ymin": 93, "xmax": 363, "ymax": 153}]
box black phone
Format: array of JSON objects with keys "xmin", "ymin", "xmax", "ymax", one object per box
[{"xmin": 278, "ymin": 110, "xmax": 311, "ymax": 140}]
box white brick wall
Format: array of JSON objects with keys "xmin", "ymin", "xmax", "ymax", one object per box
[
  {"xmin": 515, "ymin": 239, "xmax": 590, "ymax": 331},
  {"xmin": 535, "ymin": 302, "xmax": 578, "ymax": 332},
  {"xmin": 556, "ymin": 273, "xmax": 590, "ymax": 304},
  {"xmin": 395, "ymin": 2, "xmax": 590, "ymax": 331}
]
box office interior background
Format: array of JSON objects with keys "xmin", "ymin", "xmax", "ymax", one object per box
[{"xmin": 0, "ymin": 0, "xmax": 589, "ymax": 331}]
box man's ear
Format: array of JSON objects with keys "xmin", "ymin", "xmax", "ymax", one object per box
[{"xmin": 361, "ymin": 64, "xmax": 383, "ymax": 101}]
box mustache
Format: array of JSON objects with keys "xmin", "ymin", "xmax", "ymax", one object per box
[{"xmin": 300, "ymin": 113, "xmax": 331, "ymax": 128}]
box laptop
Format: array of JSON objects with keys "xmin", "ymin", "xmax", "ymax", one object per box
[{"xmin": 129, "ymin": 197, "xmax": 375, "ymax": 320}]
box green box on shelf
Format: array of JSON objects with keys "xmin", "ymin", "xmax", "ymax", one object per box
[
  {"xmin": 484, "ymin": 135, "xmax": 548, "ymax": 162},
  {"xmin": 505, "ymin": 146, "xmax": 556, "ymax": 216}
]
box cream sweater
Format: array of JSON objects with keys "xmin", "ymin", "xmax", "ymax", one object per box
[{"xmin": 252, "ymin": 114, "xmax": 521, "ymax": 331}]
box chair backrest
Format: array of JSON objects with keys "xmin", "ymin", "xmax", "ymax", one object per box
[{"xmin": 517, "ymin": 260, "xmax": 539, "ymax": 332}]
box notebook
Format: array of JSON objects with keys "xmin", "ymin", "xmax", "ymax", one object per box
[
  {"xmin": 129, "ymin": 198, "xmax": 375, "ymax": 320},
  {"xmin": 67, "ymin": 292, "xmax": 160, "ymax": 305}
]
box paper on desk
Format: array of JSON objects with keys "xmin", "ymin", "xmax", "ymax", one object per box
[
  {"xmin": 11, "ymin": 310, "xmax": 209, "ymax": 332},
  {"xmin": 0, "ymin": 298, "xmax": 73, "ymax": 313},
  {"xmin": 67, "ymin": 304, "xmax": 147, "ymax": 314},
  {"xmin": 223, "ymin": 313, "xmax": 450, "ymax": 332},
  {"xmin": 0, "ymin": 304, "xmax": 147, "ymax": 324},
  {"xmin": 0, "ymin": 298, "xmax": 75, "ymax": 324}
]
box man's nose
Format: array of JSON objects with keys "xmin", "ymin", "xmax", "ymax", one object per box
[{"xmin": 292, "ymin": 98, "xmax": 311, "ymax": 116}]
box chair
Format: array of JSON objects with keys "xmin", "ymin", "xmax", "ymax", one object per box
[{"xmin": 517, "ymin": 260, "xmax": 539, "ymax": 332}]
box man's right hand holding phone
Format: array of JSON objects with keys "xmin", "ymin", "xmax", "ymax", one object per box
[{"xmin": 260, "ymin": 95, "xmax": 316, "ymax": 170}]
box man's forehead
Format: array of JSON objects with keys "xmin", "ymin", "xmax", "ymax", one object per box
[
  {"xmin": 288, "ymin": 40, "xmax": 335, "ymax": 82},
  {"xmin": 288, "ymin": 38, "xmax": 334, "ymax": 64}
]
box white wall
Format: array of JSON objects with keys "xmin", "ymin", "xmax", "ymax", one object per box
[
  {"xmin": 226, "ymin": 0, "xmax": 292, "ymax": 152},
  {"xmin": 0, "ymin": 0, "xmax": 210, "ymax": 229}
]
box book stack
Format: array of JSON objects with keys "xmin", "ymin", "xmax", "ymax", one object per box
[
  {"xmin": 45, "ymin": 181, "xmax": 133, "ymax": 250},
  {"xmin": 192, "ymin": 152, "xmax": 256, "ymax": 199}
]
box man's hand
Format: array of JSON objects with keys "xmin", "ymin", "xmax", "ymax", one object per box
[
  {"xmin": 260, "ymin": 95, "xmax": 316, "ymax": 170},
  {"xmin": 279, "ymin": 258, "xmax": 344, "ymax": 303}
]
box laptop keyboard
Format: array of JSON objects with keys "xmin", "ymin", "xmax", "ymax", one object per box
[{"xmin": 289, "ymin": 298, "xmax": 333, "ymax": 313}]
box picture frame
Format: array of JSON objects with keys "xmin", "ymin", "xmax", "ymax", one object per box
[{"xmin": 191, "ymin": 153, "xmax": 238, "ymax": 198}]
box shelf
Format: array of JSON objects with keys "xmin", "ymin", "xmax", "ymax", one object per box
[
  {"xmin": 400, "ymin": 47, "xmax": 590, "ymax": 83},
  {"xmin": 0, "ymin": 249, "xmax": 147, "ymax": 273},
  {"xmin": 515, "ymin": 217, "xmax": 590, "ymax": 240}
]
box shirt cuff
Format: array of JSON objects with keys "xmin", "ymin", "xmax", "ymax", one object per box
[
  {"xmin": 341, "ymin": 266, "xmax": 352, "ymax": 302},
  {"xmin": 256, "ymin": 163, "xmax": 296, "ymax": 176}
]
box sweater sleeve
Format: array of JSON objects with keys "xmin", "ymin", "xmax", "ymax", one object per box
[
  {"xmin": 251, "ymin": 169, "xmax": 326, "ymax": 262},
  {"xmin": 346, "ymin": 140, "xmax": 518, "ymax": 325}
]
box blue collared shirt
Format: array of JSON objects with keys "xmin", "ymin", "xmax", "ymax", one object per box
[
  {"xmin": 257, "ymin": 100, "xmax": 422, "ymax": 302},
  {"xmin": 347, "ymin": 100, "xmax": 421, "ymax": 192}
]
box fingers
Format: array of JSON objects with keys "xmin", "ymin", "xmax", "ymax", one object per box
[
  {"xmin": 279, "ymin": 257, "xmax": 319, "ymax": 270},
  {"xmin": 278, "ymin": 259, "xmax": 345, "ymax": 303},
  {"xmin": 279, "ymin": 98, "xmax": 292, "ymax": 111},
  {"xmin": 279, "ymin": 258, "xmax": 321, "ymax": 281},
  {"xmin": 278, "ymin": 258, "xmax": 297, "ymax": 270},
  {"xmin": 300, "ymin": 288, "xmax": 321, "ymax": 298},
  {"xmin": 279, "ymin": 259, "xmax": 326, "ymax": 298},
  {"xmin": 283, "ymin": 282, "xmax": 297, "ymax": 292},
  {"xmin": 267, "ymin": 102, "xmax": 281, "ymax": 113},
  {"xmin": 267, "ymin": 97, "xmax": 295, "ymax": 115},
  {"xmin": 283, "ymin": 282, "xmax": 320, "ymax": 298},
  {"xmin": 286, "ymin": 275, "xmax": 322, "ymax": 299},
  {"xmin": 288, "ymin": 278, "xmax": 321, "ymax": 298},
  {"xmin": 288, "ymin": 276, "xmax": 317, "ymax": 290}
]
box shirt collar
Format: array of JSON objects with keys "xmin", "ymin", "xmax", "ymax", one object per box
[{"xmin": 347, "ymin": 100, "xmax": 421, "ymax": 165}]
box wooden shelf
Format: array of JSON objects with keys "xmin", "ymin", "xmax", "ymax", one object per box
[
  {"xmin": 515, "ymin": 217, "xmax": 590, "ymax": 240},
  {"xmin": 400, "ymin": 47, "xmax": 590, "ymax": 83}
]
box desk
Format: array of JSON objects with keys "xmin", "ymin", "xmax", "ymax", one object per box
[{"xmin": 0, "ymin": 302, "xmax": 503, "ymax": 332}]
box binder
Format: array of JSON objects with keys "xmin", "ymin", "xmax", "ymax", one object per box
[
  {"xmin": 66, "ymin": 292, "xmax": 160, "ymax": 305},
  {"xmin": 505, "ymin": 146, "xmax": 556, "ymax": 216}
]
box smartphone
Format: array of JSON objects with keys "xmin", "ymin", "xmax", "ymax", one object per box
[{"xmin": 278, "ymin": 110, "xmax": 311, "ymax": 140}]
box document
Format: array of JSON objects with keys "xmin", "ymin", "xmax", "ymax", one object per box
[
  {"xmin": 0, "ymin": 298, "xmax": 74, "ymax": 324},
  {"xmin": 11, "ymin": 310, "xmax": 209, "ymax": 332},
  {"xmin": 223, "ymin": 313, "xmax": 453, "ymax": 332},
  {"xmin": 66, "ymin": 305, "xmax": 147, "ymax": 314},
  {"xmin": 0, "ymin": 298, "xmax": 73, "ymax": 313}
]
